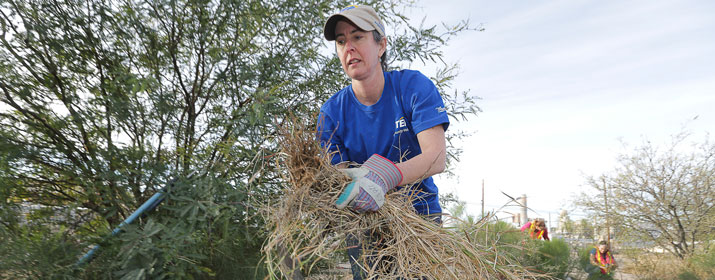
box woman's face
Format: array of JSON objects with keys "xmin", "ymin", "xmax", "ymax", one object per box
[
  {"xmin": 334, "ymin": 20, "xmax": 386, "ymax": 81},
  {"xmin": 598, "ymin": 244, "xmax": 608, "ymax": 253}
]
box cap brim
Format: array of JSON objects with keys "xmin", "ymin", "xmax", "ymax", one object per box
[{"xmin": 323, "ymin": 14, "xmax": 375, "ymax": 41}]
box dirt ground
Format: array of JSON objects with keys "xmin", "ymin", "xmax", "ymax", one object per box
[
  {"xmin": 307, "ymin": 251, "xmax": 643, "ymax": 280},
  {"xmin": 307, "ymin": 261, "xmax": 640, "ymax": 280},
  {"xmin": 309, "ymin": 271, "xmax": 637, "ymax": 280},
  {"xmin": 307, "ymin": 264, "xmax": 640, "ymax": 280},
  {"xmin": 610, "ymin": 253, "xmax": 637, "ymax": 280}
]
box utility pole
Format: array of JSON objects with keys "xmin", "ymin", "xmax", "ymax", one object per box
[
  {"xmin": 520, "ymin": 194, "xmax": 528, "ymax": 225},
  {"xmin": 481, "ymin": 179, "xmax": 485, "ymax": 218},
  {"xmin": 603, "ymin": 177, "xmax": 611, "ymax": 243}
]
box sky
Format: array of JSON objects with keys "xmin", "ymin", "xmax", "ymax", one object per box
[{"xmin": 408, "ymin": 0, "xmax": 715, "ymax": 225}]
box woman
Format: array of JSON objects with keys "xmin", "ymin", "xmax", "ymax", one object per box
[
  {"xmin": 589, "ymin": 240, "xmax": 618, "ymax": 277},
  {"xmin": 318, "ymin": 4, "xmax": 450, "ymax": 279},
  {"xmin": 520, "ymin": 218, "xmax": 550, "ymax": 241}
]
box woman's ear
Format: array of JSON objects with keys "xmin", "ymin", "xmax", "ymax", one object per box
[{"xmin": 379, "ymin": 37, "xmax": 387, "ymax": 57}]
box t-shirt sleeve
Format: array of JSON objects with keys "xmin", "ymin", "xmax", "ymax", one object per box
[
  {"xmin": 404, "ymin": 71, "xmax": 450, "ymax": 134},
  {"xmin": 317, "ymin": 110, "xmax": 346, "ymax": 165},
  {"xmin": 520, "ymin": 222, "xmax": 531, "ymax": 232}
]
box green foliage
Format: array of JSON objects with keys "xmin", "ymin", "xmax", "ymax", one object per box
[
  {"xmin": 686, "ymin": 249, "xmax": 715, "ymax": 279},
  {"xmin": 535, "ymin": 238, "xmax": 571, "ymax": 278},
  {"xmin": 577, "ymin": 246, "xmax": 591, "ymax": 271},
  {"xmin": 77, "ymin": 173, "xmax": 269, "ymax": 279},
  {"xmin": 0, "ymin": 223, "xmax": 81, "ymax": 279},
  {"xmin": 1, "ymin": 0, "xmax": 480, "ymax": 278},
  {"xmin": 677, "ymin": 271, "xmax": 699, "ymax": 280},
  {"xmin": 447, "ymin": 195, "xmax": 577, "ymax": 279},
  {"xmin": 508, "ymin": 238, "xmax": 575, "ymax": 279},
  {"xmin": 477, "ymin": 220, "xmax": 524, "ymax": 248},
  {"xmin": 460, "ymin": 218, "xmax": 575, "ymax": 279}
]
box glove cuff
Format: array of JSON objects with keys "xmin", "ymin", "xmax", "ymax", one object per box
[{"xmin": 363, "ymin": 154, "xmax": 403, "ymax": 190}]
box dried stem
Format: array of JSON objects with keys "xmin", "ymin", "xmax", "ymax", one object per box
[{"xmin": 261, "ymin": 120, "xmax": 545, "ymax": 279}]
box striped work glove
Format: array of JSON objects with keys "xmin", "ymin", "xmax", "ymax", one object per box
[{"xmin": 335, "ymin": 154, "xmax": 403, "ymax": 212}]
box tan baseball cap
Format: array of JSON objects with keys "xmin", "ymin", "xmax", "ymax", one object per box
[{"xmin": 323, "ymin": 5, "xmax": 386, "ymax": 41}]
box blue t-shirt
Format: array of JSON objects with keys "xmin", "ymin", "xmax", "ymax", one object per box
[{"xmin": 318, "ymin": 69, "xmax": 449, "ymax": 215}]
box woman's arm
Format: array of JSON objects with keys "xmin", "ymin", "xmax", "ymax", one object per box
[
  {"xmin": 395, "ymin": 125, "xmax": 446, "ymax": 186},
  {"xmin": 589, "ymin": 251, "xmax": 599, "ymax": 266},
  {"xmin": 611, "ymin": 254, "xmax": 618, "ymax": 268},
  {"xmin": 520, "ymin": 222, "xmax": 531, "ymax": 232}
]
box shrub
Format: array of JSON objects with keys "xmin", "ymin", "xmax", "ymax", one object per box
[
  {"xmin": 469, "ymin": 221, "xmax": 575, "ymax": 279},
  {"xmin": 0, "ymin": 224, "xmax": 81, "ymax": 279},
  {"xmin": 687, "ymin": 249, "xmax": 715, "ymax": 280},
  {"xmin": 78, "ymin": 176, "xmax": 269, "ymax": 279},
  {"xmin": 677, "ymin": 271, "xmax": 699, "ymax": 280},
  {"xmin": 536, "ymin": 238, "xmax": 572, "ymax": 278},
  {"xmin": 625, "ymin": 250, "xmax": 688, "ymax": 280}
]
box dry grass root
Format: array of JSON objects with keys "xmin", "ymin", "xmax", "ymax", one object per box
[{"xmin": 262, "ymin": 121, "xmax": 545, "ymax": 279}]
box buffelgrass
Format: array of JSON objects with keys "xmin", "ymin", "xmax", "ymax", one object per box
[{"xmin": 262, "ymin": 122, "xmax": 546, "ymax": 279}]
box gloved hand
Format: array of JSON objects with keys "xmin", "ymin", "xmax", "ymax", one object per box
[{"xmin": 335, "ymin": 154, "xmax": 403, "ymax": 212}]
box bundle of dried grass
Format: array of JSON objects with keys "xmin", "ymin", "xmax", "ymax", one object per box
[{"xmin": 262, "ymin": 122, "xmax": 544, "ymax": 279}]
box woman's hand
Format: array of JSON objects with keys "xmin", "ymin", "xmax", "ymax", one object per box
[{"xmin": 335, "ymin": 154, "xmax": 402, "ymax": 212}]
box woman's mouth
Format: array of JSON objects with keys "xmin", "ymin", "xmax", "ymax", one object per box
[{"xmin": 348, "ymin": 58, "xmax": 361, "ymax": 66}]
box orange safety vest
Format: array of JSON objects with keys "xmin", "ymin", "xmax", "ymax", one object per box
[
  {"xmin": 528, "ymin": 222, "xmax": 545, "ymax": 240},
  {"xmin": 593, "ymin": 247, "xmax": 614, "ymax": 274}
]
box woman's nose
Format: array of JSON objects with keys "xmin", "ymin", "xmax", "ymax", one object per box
[{"xmin": 345, "ymin": 40, "xmax": 355, "ymax": 51}]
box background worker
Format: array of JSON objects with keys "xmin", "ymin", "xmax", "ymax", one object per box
[
  {"xmin": 520, "ymin": 218, "xmax": 550, "ymax": 241},
  {"xmin": 588, "ymin": 240, "xmax": 618, "ymax": 278},
  {"xmin": 318, "ymin": 4, "xmax": 450, "ymax": 279}
]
